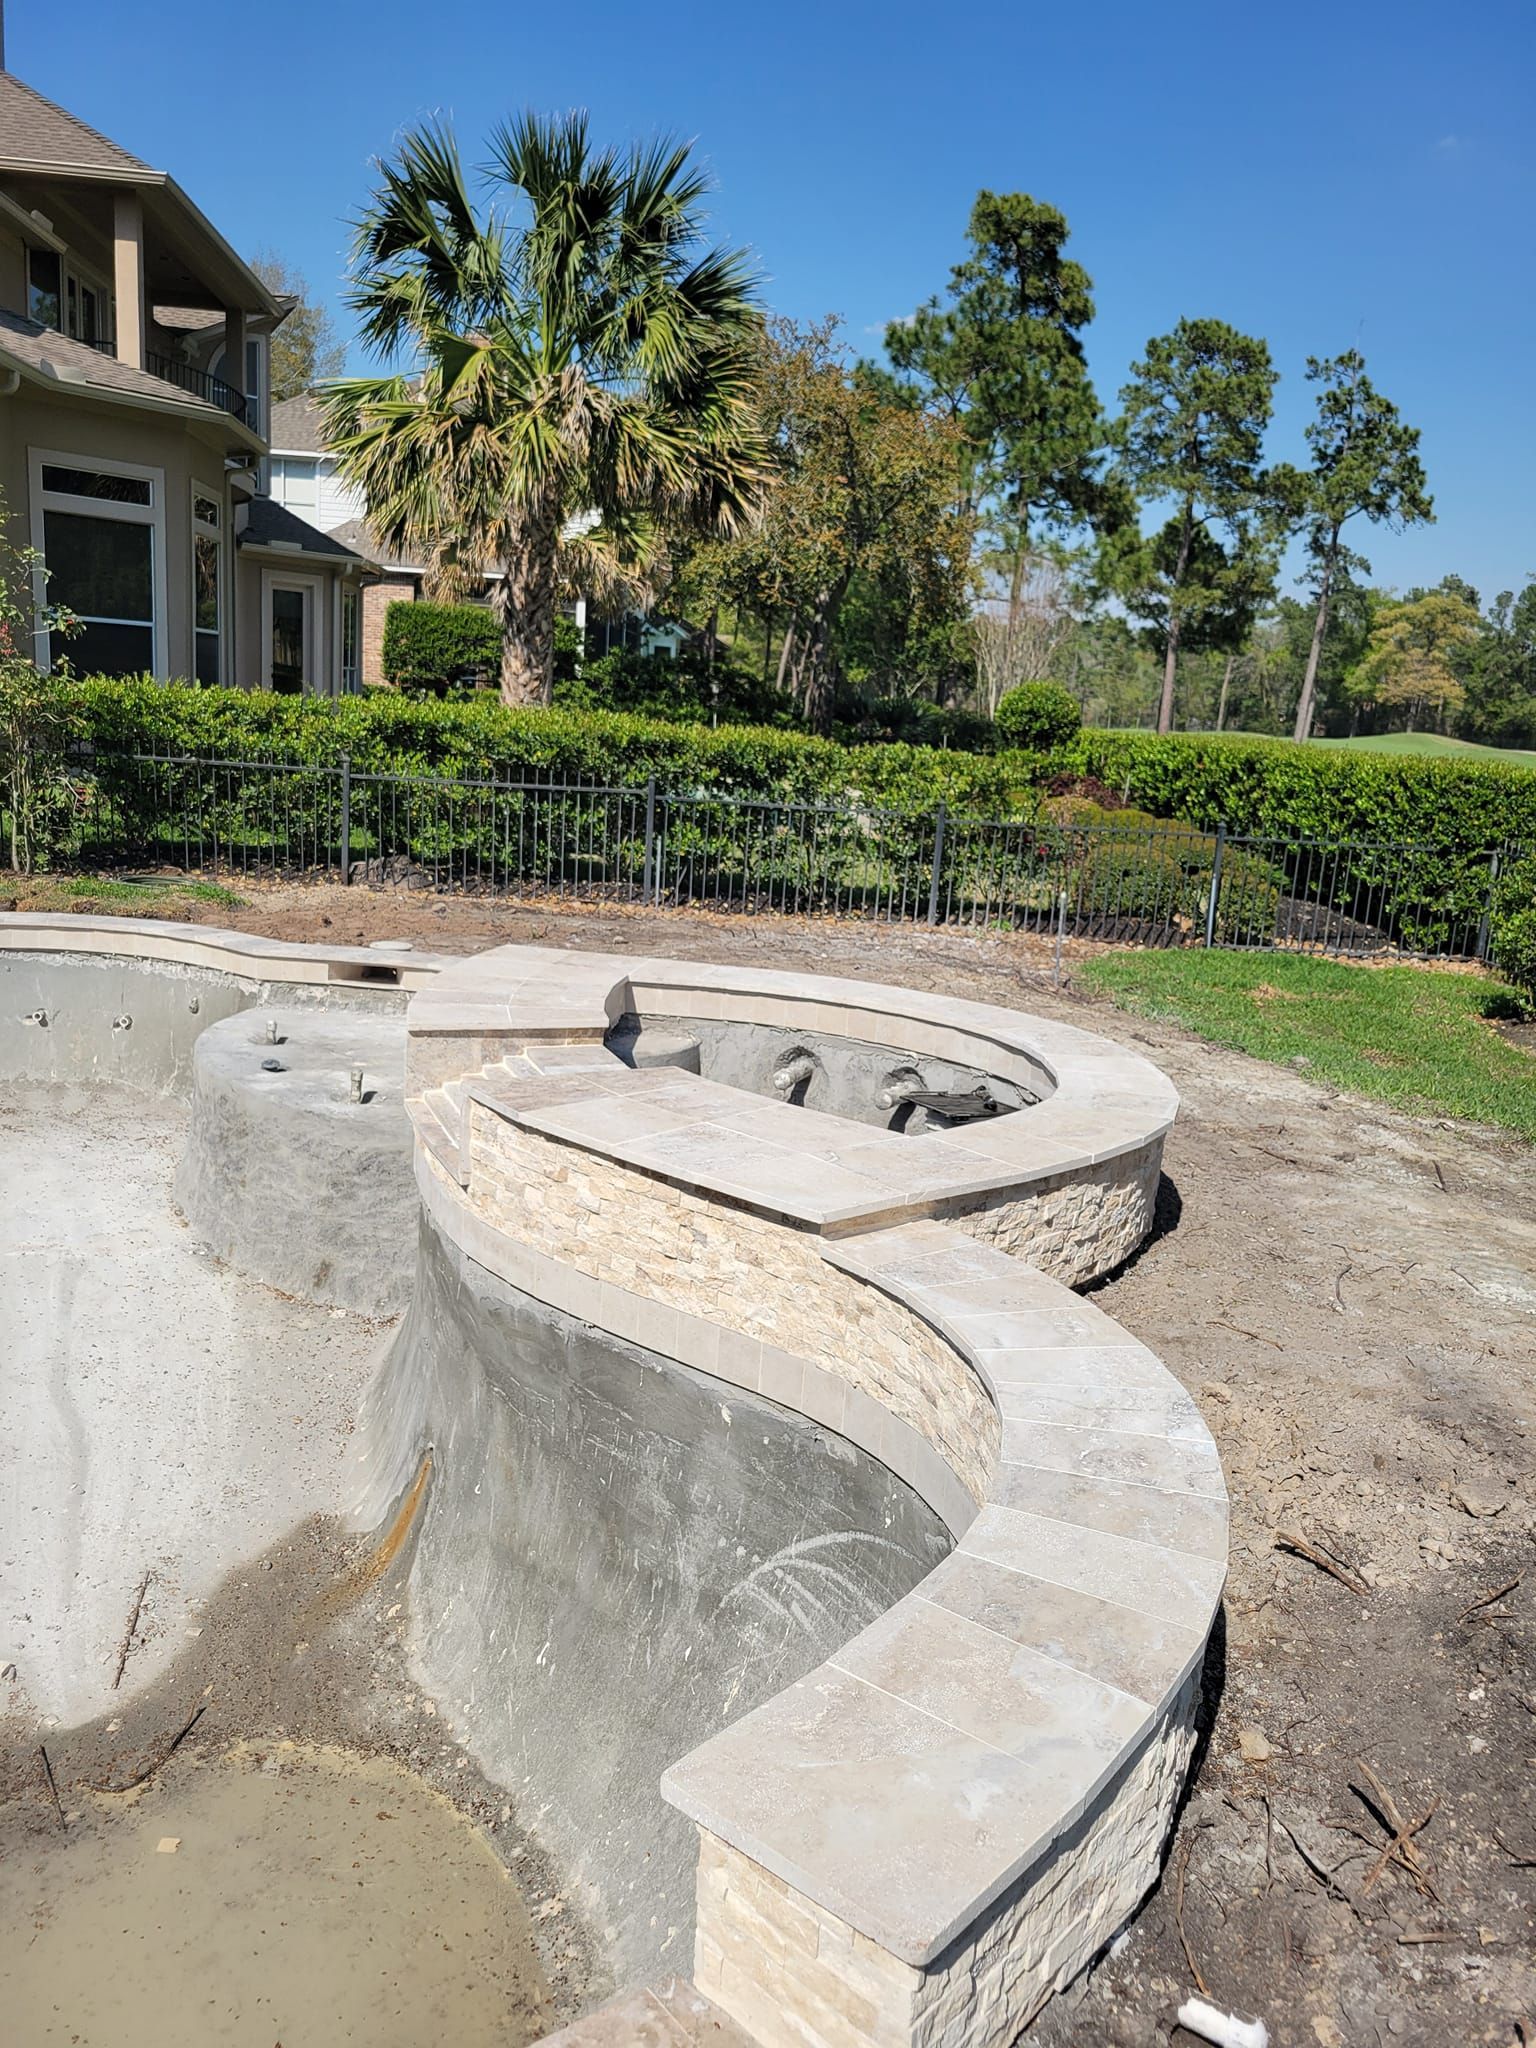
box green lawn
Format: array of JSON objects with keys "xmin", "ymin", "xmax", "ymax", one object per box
[
  {"xmin": 2, "ymin": 875, "xmax": 244, "ymax": 915},
  {"xmin": 1077, "ymin": 949, "xmax": 1536, "ymax": 1142},
  {"xmin": 1315, "ymin": 731, "xmax": 1536, "ymax": 768}
]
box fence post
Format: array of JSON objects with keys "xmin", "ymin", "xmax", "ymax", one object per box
[
  {"xmin": 1475, "ymin": 847, "xmax": 1502, "ymax": 962},
  {"xmin": 642, "ymin": 776, "xmax": 657, "ymax": 905},
  {"xmin": 338, "ymin": 753, "xmax": 352, "ymax": 885},
  {"xmin": 927, "ymin": 802, "xmax": 947, "ymax": 926},
  {"xmin": 1053, "ymin": 888, "xmax": 1067, "ymax": 988},
  {"xmin": 1204, "ymin": 821, "xmax": 1227, "ymax": 947}
]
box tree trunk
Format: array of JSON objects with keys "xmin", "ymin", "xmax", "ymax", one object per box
[
  {"xmin": 1157, "ymin": 502, "xmax": 1195, "ymax": 735},
  {"xmin": 1215, "ymin": 653, "xmax": 1235, "ymax": 732},
  {"xmin": 775, "ymin": 620, "xmax": 797, "ymax": 696},
  {"xmin": 1291, "ymin": 526, "xmax": 1339, "ymax": 742},
  {"xmin": 1007, "ymin": 534, "xmax": 1028, "ymax": 629},
  {"xmin": 497, "ymin": 499, "xmax": 560, "ymax": 706},
  {"xmin": 800, "ymin": 585, "xmax": 844, "ymax": 734}
]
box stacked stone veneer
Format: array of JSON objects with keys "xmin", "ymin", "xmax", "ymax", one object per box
[
  {"xmin": 693, "ymin": 1672, "xmax": 1201, "ymax": 2048},
  {"xmin": 944, "ymin": 1137, "xmax": 1161, "ymax": 1286},
  {"xmin": 466, "ymin": 1105, "xmax": 1000, "ymax": 1506}
]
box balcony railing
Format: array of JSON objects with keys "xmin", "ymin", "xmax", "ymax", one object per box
[{"xmin": 146, "ymin": 351, "xmax": 249, "ymax": 424}]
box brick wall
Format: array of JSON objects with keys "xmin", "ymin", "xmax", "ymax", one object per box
[{"xmin": 361, "ymin": 575, "xmax": 418, "ymax": 688}]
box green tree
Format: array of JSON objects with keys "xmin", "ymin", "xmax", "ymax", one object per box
[
  {"xmin": 0, "ymin": 494, "xmax": 82, "ymax": 873},
  {"xmin": 1346, "ymin": 588, "xmax": 1481, "ymax": 732},
  {"xmin": 249, "ymin": 249, "xmax": 346, "ymax": 402},
  {"xmin": 1281, "ymin": 352, "xmax": 1433, "ymax": 740},
  {"xmin": 1459, "ymin": 580, "xmax": 1536, "ymax": 747},
  {"xmin": 1109, "ymin": 318, "xmax": 1278, "ymax": 733},
  {"xmin": 883, "ymin": 193, "xmax": 1111, "ymax": 617},
  {"xmin": 683, "ymin": 320, "xmax": 976, "ymax": 730},
  {"xmin": 322, "ymin": 115, "xmax": 768, "ymax": 705}
]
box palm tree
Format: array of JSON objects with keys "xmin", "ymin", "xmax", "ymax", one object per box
[{"xmin": 321, "ymin": 114, "xmax": 768, "ymax": 705}]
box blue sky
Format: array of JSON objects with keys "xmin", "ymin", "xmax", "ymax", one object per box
[{"xmin": 14, "ymin": 0, "xmax": 1533, "ymax": 603}]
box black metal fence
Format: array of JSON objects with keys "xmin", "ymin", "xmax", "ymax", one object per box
[{"xmin": 67, "ymin": 749, "xmax": 1515, "ymax": 964}]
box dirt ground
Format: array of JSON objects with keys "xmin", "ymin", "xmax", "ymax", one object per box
[{"xmin": 14, "ymin": 882, "xmax": 1536, "ymax": 2046}]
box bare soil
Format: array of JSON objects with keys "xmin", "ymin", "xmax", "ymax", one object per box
[{"xmin": 16, "ymin": 882, "xmax": 1536, "ymax": 2046}]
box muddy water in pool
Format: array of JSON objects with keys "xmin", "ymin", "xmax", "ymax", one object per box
[{"xmin": 0, "ymin": 1742, "xmax": 552, "ymax": 2047}]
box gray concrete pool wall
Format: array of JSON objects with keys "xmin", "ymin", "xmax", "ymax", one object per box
[
  {"xmin": 361, "ymin": 1207, "xmax": 953, "ymax": 1991},
  {"xmin": 0, "ymin": 947, "xmax": 411, "ymax": 1099}
]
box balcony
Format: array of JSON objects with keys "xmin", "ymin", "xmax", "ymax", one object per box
[{"xmin": 146, "ymin": 349, "xmax": 249, "ymax": 423}]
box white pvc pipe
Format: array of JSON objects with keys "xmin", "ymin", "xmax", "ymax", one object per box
[{"xmin": 1176, "ymin": 2000, "xmax": 1270, "ymax": 2048}]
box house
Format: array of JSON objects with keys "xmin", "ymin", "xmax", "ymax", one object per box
[
  {"xmin": 268, "ymin": 390, "xmax": 691, "ymax": 686},
  {"xmin": 0, "ymin": 67, "xmax": 371, "ymax": 693}
]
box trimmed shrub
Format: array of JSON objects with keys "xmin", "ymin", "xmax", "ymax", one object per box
[
  {"xmin": 381, "ymin": 602, "xmax": 501, "ymax": 693},
  {"xmin": 1054, "ymin": 729, "xmax": 1535, "ymax": 957},
  {"xmin": 1491, "ymin": 850, "xmax": 1536, "ymax": 998},
  {"xmin": 72, "ymin": 674, "xmax": 1039, "ymax": 813},
  {"xmin": 553, "ymin": 645, "xmax": 797, "ymax": 728},
  {"xmin": 1058, "ymin": 728, "xmax": 1536, "ymax": 851},
  {"xmin": 1048, "ymin": 803, "xmax": 1282, "ymax": 943},
  {"xmin": 995, "ymin": 681, "xmax": 1082, "ymax": 750}
]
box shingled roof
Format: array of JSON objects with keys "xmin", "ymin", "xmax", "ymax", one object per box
[
  {"xmin": 0, "ymin": 71, "xmax": 157, "ymax": 177},
  {"xmin": 0, "ymin": 305, "xmax": 236, "ymax": 421},
  {"xmin": 268, "ymin": 390, "xmax": 331, "ymax": 453},
  {"xmin": 240, "ymin": 496, "xmax": 372, "ymax": 563}
]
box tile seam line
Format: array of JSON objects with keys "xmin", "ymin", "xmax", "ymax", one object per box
[
  {"xmin": 820, "ymin": 1661, "xmax": 1020, "ymax": 1761},
  {"xmin": 996, "ymin": 1453, "xmax": 1228, "ymax": 1504},
  {"xmin": 907, "ymin": 1590, "xmax": 1156, "ymax": 1713},
  {"xmin": 995, "ymin": 1408, "xmax": 1214, "ymax": 1445},
  {"xmin": 949, "ymin": 1547, "xmax": 1221, "ymax": 1632}
]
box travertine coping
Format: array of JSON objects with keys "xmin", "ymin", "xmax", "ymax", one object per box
[
  {"xmin": 401, "ymin": 943, "xmax": 1225, "ymax": 2043},
  {"xmin": 0, "ymin": 913, "xmax": 454, "ymax": 990}
]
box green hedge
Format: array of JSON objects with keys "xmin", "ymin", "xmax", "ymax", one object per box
[
  {"xmin": 75, "ymin": 675, "xmax": 1036, "ymax": 813},
  {"xmin": 381, "ymin": 602, "xmax": 501, "ymax": 692},
  {"xmin": 55, "ymin": 678, "xmax": 1535, "ymax": 969},
  {"xmin": 1059, "ymin": 729, "xmax": 1536, "ymax": 852}
]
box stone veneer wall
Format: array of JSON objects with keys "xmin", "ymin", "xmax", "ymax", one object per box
[
  {"xmin": 943, "ymin": 1138, "xmax": 1162, "ymax": 1287},
  {"xmin": 466, "ymin": 1104, "xmax": 1001, "ymax": 1506},
  {"xmin": 692, "ymin": 1670, "xmax": 1201, "ymax": 2048}
]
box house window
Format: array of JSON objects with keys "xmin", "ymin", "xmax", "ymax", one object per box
[
  {"xmin": 193, "ymin": 489, "xmax": 222, "ymax": 687},
  {"xmin": 28, "ymin": 248, "xmax": 61, "ymax": 329},
  {"xmin": 27, "ymin": 251, "xmax": 113, "ymax": 349},
  {"xmin": 33, "ymin": 456, "xmax": 162, "ymax": 677},
  {"xmin": 272, "ymin": 456, "xmax": 318, "ymax": 516},
  {"xmin": 341, "ymin": 587, "xmax": 361, "ymax": 693}
]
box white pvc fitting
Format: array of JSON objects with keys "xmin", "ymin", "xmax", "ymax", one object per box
[{"xmin": 1176, "ymin": 2000, "xmax": 1270, "ymax": 2048}]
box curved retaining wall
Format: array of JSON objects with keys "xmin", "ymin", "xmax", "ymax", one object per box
[
  {"xmin": 0, "ymin": 914, "xmax": 443, "ymax": 1097},
  {"xmin": 401, "ymin": 948, "xmax": 1225, "ymax": 2048}
]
